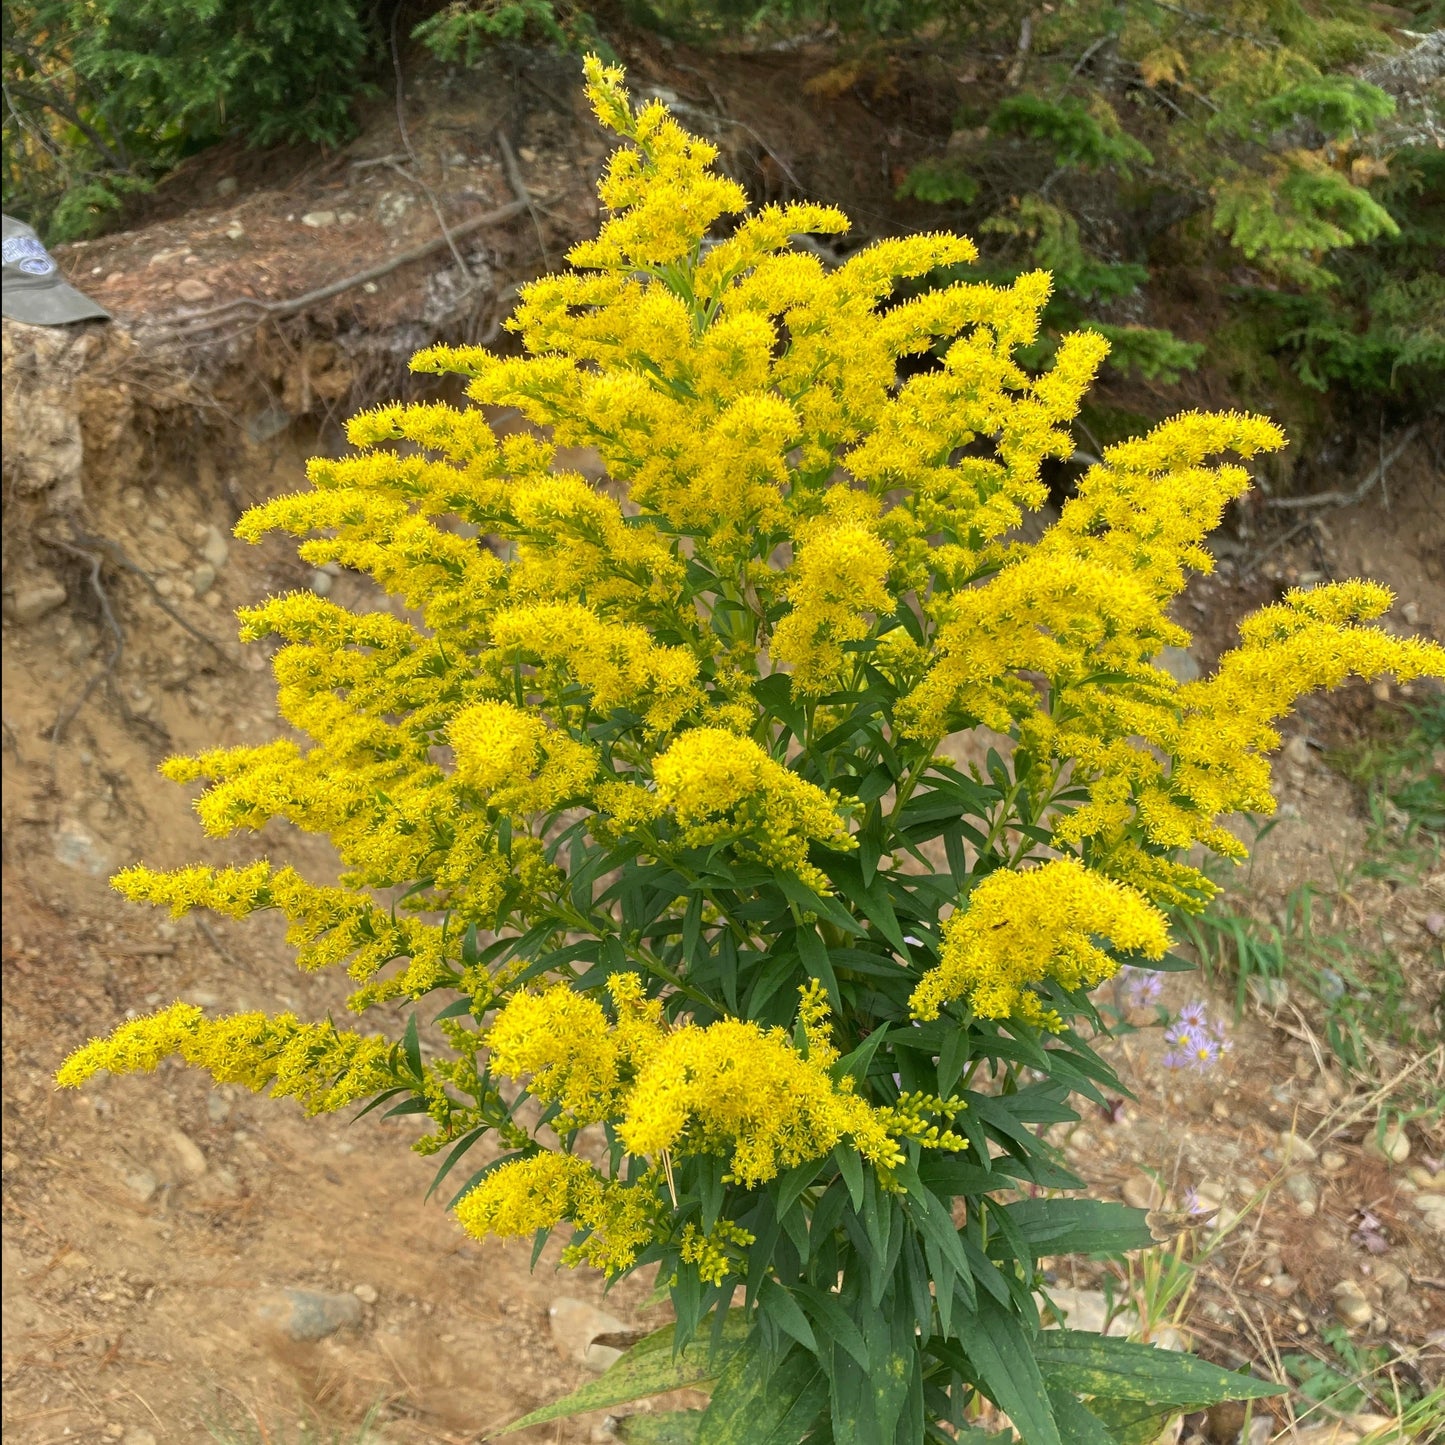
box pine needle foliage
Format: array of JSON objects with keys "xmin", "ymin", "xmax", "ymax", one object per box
[{"xmin": 59, "ymin": 61, "xmax": 1443, "ymax": 1445}]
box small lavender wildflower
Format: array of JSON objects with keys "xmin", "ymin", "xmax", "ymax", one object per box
[
  {"xmin": 1182, "ymin": 1186, "xmax": 1207, "ymax": 1216},
  {"xmin": 1122, "ymin": 966, "xmax": 1163, "ymax": 1007},
  {"xmin": 1162, "ymin": 1002, "xmax": 1231, "ymax": 1072}
]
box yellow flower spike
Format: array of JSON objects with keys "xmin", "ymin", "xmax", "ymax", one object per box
[
  {"xmin": 910, "ymin": 859, "xmax": 1171, "ymax": 1028},
  {"xmin": 57, "ymin": 1004, "xmax": 395, "ymax": 1114}
]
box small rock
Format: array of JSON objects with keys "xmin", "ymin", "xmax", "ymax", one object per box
[
  {"xmin": 302, "ymin": 210, "xmax": 338, "ymax": 228},
  {"xmin": 225, "ymin": 223, "xmax": 246, "ymax": 241},
  {"xmin": 10, "ymin": 580, "xmax": 68, "ymax": 624},
  {"xmin": 352, "ymin": 1282, "xmax": 379, "ymax": 1304},
  {"xmin": 1320, "ymin": 1150, "xmax": 1347, "ymax": 1173},
  {"xmin": 120, "ymin": 1168, "xmax": 159, "ymax": 1203},
  {"xmin": 174, "ymin": 277, "xmax": 213, "ymax": 303},
  {"xmin": 1269, "ymin": 1273, "xmax": 1299, "ymax": 1299},
  {"xmin": 1245, "ymin": 975, "xmax": 1289, "ymax": 1009},
  {"xmin": 214, "ymin": 177, "xmax": 238, "ymax": 198},
  {"xmin": 123, "ymin": 1431, "xmax": 158, "ymax": 1445},
  {"xmin": 1041, "ymin": 1286, "xmax": 1138, "ymax": 1337},
  {"xmin": 54, "ymin": 819, "xmax": 111, "ymax": 876},
  {"xmin": 255, "ymin": 1287, "xmax": 363, "ymax": 1342},
  {"xmin": 1278, "ymin": 1130, "xmax": 1317, "ymax": 1164},
  {"xmin": 518, "ymin": 146, "xmax": 539, "ymax": 164},
  {"xmin": 1155, "ymin": 646, "xmax": 1201, "ymax": 684},
  {"xmin": 309, "ymin": 568, "xmax": 333, "ymax": 596},
  {"xmin": 167, "ymin": 1128, "xmax": 208, "ymax": 1178},
  {"xmin": 1331, "ymin": 1279, "xmax": 1372, "ymax": 1328},
  {"xmin": 549, "ymin": 1296, "xmax": 629, "ymax": 1372},
  {"xmin": 105, "ymin": 1425, "xmax": 125, "ymax": 1440},
  {"xmin": 1122, "ymin": 1172, "xmax": 1164, "ymax": 1211},
  {"xmin": 200, "ymin": 524, "xmax": 230, "ymax": 571},
  {"xmin": 59, "ymin": 1249, "xmax": 93, "ymax": 1273},
  {"xmin": 1372, "ymin": 1262, "xmax": 1408, "ymax": 1300},
  {"xmin": 206, "ymin": 1092, "xmax": 231, "ymax": 1125},
  {"xmin": 1400, "ymin": 601, "xmax": 1421, "ymax": 626},
  {"xmin": 1284, "ymin": 734, "xmax": 1312, "ymax": 767},
  {"xmin": 1424, "ymin": 910, "xmax": 1445, "ymax": 939},
  {"xmin": 1371, "ymin": 679, "xmax": 1391, "ymax": 703},
  {"xmin": 1362, "ymin": 1122, "xmax": 1410, "ymax": 1166},
  {"xmin": 1284, "ymin": 1172, "xmax": 1318, "ymax": 1217},
  {"xmin": 191, "ymin": 562, "xmax": 217, "ymax": 597},
  {"xmin": 192, "ymin": 1167, "xmax": 241, "ymax": 1204}
]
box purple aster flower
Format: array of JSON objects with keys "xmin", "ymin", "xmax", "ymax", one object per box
[
  {"xmin": 1163, "ymin": 1022, "xmax": 1221, "ymax": 1072},
  {"xmin": 1178, "ymin": 1000, "xmax": 1209, "ymax": 1028},
  {"xmin": 1122, "ymin": 966, "xmax": 1163, "ymax": 1007}
]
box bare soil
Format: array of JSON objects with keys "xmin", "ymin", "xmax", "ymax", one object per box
[{"xmin": 3, "ymin": 40, "xmax": 1443, "ymax": 1445}]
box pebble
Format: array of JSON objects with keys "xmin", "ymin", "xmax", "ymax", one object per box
[
  {"xmin": 10, "ymin": 581, "xmax": 68, "ymax": 624},
  {"xmin": 123, "ymin": 1431, "xmax": 158, "ymax": 1445},
  {"xmin": 1331, "ymin": 1279, "xmax": 1371, "ymax": 1328},
  {"xmin": 255, "ymin": 1287, "xmax": 363, "ymax": 1342},
  {"xmin": 167, "ymin": 1128, "xmax": 208, "ymax": 1178},
  {"xmin": 121, "ymin": 1168, "xmax": 159, "ymax": 1203},
  {"xmin": 174, "ymin": 278, "xmax": 213, "ymax": 303},
  {"xmin": 1283, "ymin": 734, "xmax": 1313, "ymax": 767},
  {"xmin": 1155, "ymin": 646, "xmax": 1201, "ymax": 683},
  {"xmin": 214, "ymin": 177, "xmax": 238, "ymax": 198},
  {"xmin": 1401, "ymin": 601, "xmax": 1421, "ymax": 626},
  {"xmin": 1362, "ymin": 1122, "xmax": 1410, "ymax": 1166},
  {"xmin": 1040, "ymin": 1287, "xmax": 1137, "ymax": 1337},
  {"xmin": 1245, "ymin": 975, "xmax": 1289, "ymax": 1009},
  {"xmin": 1320, "ymin": 1150, "xmax": 1347, "ymax": 1173},
  {"xmin": 53, "ymin": 819, "xmax": 111, "ymax": 877},
  {"xmin": 310, "ymin": 568, "xmax": 334, "ymax": 596},
  {"xmin": 192, "ymin": 562, "xmax": 217, "ymax": 597},
  {"xmin": 549, "ymin": 1296, "xmax": 629, "ymax": 1373},
  {"xmin": 352, "ymin": 1282, "xmax": 379, "ymax": 1304},
  {"xmin": 1121, "ymin": 1172, "xmax": 1164, "ymax": 1211},
  {"xmin": 200, "ymin": 524, "xmax": 230, "ymax": 571},
  {"xmin": 1372, "ymin": 1262, "xmax": 1408, "ymax": 1300},
  {"xmin": 302, "ymin": 210, "xmax": 338, "ymax": 228},
  {"xmin": 1278, "ymin": 1129, "xmax": 1317, "ymax": 1164},
  {"xmin": 1284, "ymin": 1172, "xmax": 1318, "ymax": 1217},
  {"xmin": 1268, "ymin": 1274, "xmax": 1299, "ymax": 1299},
  {"xmin": 206, "ymin": 1092, "xmax": 231, "ymax": 1125}
]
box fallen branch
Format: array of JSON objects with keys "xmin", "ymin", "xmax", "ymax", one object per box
[
  {"xmin": 167, "ymin": 197, "xmax": 529, "ymax": 332},
  {"xmin": 1264, "ymin": 423, "xmax": 1421, "ymax": 511},
  {"xmin": 497, "ymin": 130, "xmax": 550, "ymax": 268},
  {"xmin": 45, "ymin": 535, "xmax": 127, "ymax": 746}
]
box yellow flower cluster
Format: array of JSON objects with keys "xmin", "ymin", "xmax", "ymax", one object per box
[
  {"xmin": 652, "ymin": 728, "xmax": 853, "ymax": 892},
  {"xmin": 910, "ymin": 859, "xmax": 1172, "ymax": 1030},
  {"xmin": 486, "ymin": 977, "xmax": 901, "ymax": 1188},
  {"xmin": 56, "ymin": 1002, "xmax": 394, "ymax": 1115},
  {"xmin": 453, "ymin": 1151, "xmax": 666, "ymax": 1276},
  {"xmin": 679, "ymin": 1218, "xmax": 758, "ymax": 1286}
]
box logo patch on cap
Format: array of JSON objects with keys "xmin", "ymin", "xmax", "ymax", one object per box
[{"xmin": 3, "ymin": 234, "xmax": 56, "ymax": 276}]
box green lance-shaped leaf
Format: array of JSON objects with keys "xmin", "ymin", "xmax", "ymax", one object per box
[
  {"xmin": 616, "ymin": 1413, "xmax": 705, "ymax": 1443},
  {"xmin": 494, "ymin": 1314, "xmax": 751, "ymax": 1435},
  {"xmin": 1033, "ymin": 1330, "xmax": 1285, "ymax": 1407},
  {"xmin": 696, "ymin": 1339, "xmax": 827, "ymax": 1445}
]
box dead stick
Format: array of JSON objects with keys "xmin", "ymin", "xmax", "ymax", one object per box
[
  {"xmin": 167, "ymin": 199, "xmax": 529, "ymax": 331},
  {"xmin": 1265, "ymin": 424, "xmax": 1421, "ymax": 510}
]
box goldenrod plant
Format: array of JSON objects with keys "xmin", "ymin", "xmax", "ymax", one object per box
[{"xmin": 59, "ymin": 61, "xmax": 1443, "ymax": 1444}]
